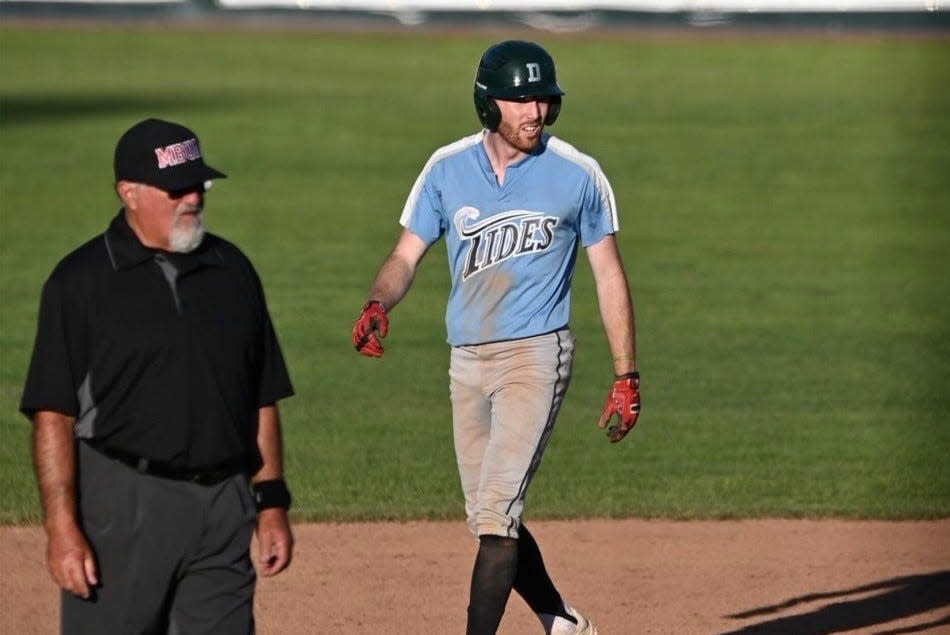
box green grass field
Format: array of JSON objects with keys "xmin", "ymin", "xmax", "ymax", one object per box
[{"xmin": 1, "ymin": 26, "xmax": 948, "ymax": 523}]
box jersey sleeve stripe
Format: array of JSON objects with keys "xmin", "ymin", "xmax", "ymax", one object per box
[
  {"xmin": 546, "ymin": 137, "xmax": 619, "ymax": 231},
  {"xmin": 399, "ymin": 132, "xmax": 484, "ymax": 228}
]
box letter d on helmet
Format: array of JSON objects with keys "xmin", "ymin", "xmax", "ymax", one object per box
[{"xmin": 473, "ymin": 40, "xmax": 565, "ymax": 132}]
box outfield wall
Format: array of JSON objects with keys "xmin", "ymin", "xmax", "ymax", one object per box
[
  {"xmin": 0, "ymin": 0, "xmax": 945, "ymax": 30},
  {"xmin": 216, "ymin": 0, "xmax": 941, "ymax": 10},
  {"xmin": 1, "ymin": 0, "xmax": 941, "ymax": 8}
]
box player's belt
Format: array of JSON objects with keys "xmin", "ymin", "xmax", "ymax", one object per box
[{"xmin": 89, "ymin": 443, "xmax": 245, "ymax": 486}]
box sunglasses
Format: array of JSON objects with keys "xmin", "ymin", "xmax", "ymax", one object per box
[{"xmin": 165, "ymin": 180, "xmax": 213, "ymax": 199}]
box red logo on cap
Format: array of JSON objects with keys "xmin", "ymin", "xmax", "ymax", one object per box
[{"xmin": 154, "ymin": 138, "xmax": 202, "ymax": 169}]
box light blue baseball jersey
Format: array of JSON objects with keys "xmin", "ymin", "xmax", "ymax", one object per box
[{"xmin": 400, "ymin": 131, "xmax": 619, "ymax": 346}]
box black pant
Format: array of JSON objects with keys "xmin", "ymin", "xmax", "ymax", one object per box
[{"xmin": 62, "ymin": 442, "xmax": 257, "ymax": 635}]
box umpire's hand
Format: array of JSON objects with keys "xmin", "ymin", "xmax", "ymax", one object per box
[
  {"xmin": 46, "ymin": 520, "xmax": 99, "ymax": 598},
  {"xmin": 256, "ymin": 508, "xmax": 294, "ymax": 577}
]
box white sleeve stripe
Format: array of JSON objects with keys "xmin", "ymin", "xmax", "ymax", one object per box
[
  {"xmin": 546, "ymin": 136, "xmax": 619, "ymax": 231},
  {"xmin": 399, "ymin": 131, "xmax": 484, "ymax": 227}
]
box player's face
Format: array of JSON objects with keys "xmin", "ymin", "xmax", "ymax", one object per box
[
  {"xmin": 495, "ymin": 97, "xmax": 551, "ymax": 153},
  {"xmin": 127, "ymin": 183, "xmax": 206, "ymax": 253}
]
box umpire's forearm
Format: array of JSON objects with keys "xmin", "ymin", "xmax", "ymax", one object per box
[
  {"xmin": 32, "ymin": 410, "xmax": 80, "ymax": 533},
  {"xmin": 252, "ymin": 404, "xmax": 285, "ymax": 483}
]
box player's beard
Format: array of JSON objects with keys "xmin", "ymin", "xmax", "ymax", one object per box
[
  {"xmin": 168, "ymin": 204, "xmax": 205, "ymax": 253},
  {"xmin": 497, "ymin": 118, "xmax": 544, "ymax": 154}
]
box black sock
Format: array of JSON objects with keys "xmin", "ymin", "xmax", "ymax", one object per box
[
  {"xmin": 466, "ymin": 535, "xmax": 519, "ymax": 635},
  {"xmin": 513, "ymin": 525, "xmax": 575, "ymax": 622}
]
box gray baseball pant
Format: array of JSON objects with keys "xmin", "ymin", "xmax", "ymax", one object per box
[
  {"xmin": 450, "ymin": 328, "xmax": 575, "ymax": 539},
  {"xmin": 62, "ymin": 441, "xmax": 257, "ymax": 635}
]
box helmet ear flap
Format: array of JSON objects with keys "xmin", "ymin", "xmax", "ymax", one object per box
[
  {"xmin": 474, "ymin": 89, "xmax": 501, "ymax": 132},
  {"xmin": 544, "ymin": 95, "xmax": 562, "ymax": 127}
]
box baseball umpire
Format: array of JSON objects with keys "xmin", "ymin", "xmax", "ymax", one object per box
[
  {"xmin": 352, "ymin": 41, "xmax": 641, "ymax": 635},
  {"xmin": 20, "ymin": 118, "xmax": 295, "ymax": 634}
]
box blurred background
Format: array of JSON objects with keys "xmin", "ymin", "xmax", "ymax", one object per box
[{"xmin": 0, "ymin": 0, "xmax": 946, "ymax": 30}]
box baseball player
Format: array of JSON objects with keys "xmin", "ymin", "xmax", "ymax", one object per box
[{"xmin": 352, "ymin": 41, "xmax": 641, "ymax": 635}]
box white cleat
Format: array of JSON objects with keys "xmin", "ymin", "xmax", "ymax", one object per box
[
  {"xmin": 566, "ymin": 607, "xmax": 598, "ymax": 635},
  {"xmin": 546, "ymin": 607, "xmax": 598, "ymax": 635}
]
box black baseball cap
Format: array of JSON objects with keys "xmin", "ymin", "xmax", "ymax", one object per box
[{"xmin": 114, "ymin": 118, "xmax": 226, "ymax": 192}]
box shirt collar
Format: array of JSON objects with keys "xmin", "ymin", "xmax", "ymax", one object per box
[{"xmin": 104, "ymin": 210, "xmax": 226, "ymax": 272}]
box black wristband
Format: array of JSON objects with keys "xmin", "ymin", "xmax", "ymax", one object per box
[
  {"xmin": 615, "ymin": 371, "xmax": 640, "ymax": 381},
  {"xmin": 252, "ymin": 479, "xmax": 292, "ymax": 511}
]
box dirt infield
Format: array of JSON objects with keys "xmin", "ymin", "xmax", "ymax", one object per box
[{"xmin": 2, "ymin": 519, "xmax": 948, "ymax": 634}]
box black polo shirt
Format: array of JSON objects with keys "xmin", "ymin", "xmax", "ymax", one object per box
[{"xmin": 20, "ymin": 211, "xmax": 294, "ymax": 472}]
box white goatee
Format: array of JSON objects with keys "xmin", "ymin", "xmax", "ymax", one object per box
[{"xmin": 169, "ymin": 208, "xmax": 205, "ymax": 253}]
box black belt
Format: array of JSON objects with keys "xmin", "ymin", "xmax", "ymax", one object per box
[{"xmin": 90, "ymin": 443, "xmax": 245, "ymax": 486}]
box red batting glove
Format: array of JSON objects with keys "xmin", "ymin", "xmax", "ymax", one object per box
[
  {"xmin": 598, "ymin": 371, "xmax": 641, "ymax": 443},
  {"xmin": 352, "ymin": 300, "xmax": 389, "ymax": 358}
]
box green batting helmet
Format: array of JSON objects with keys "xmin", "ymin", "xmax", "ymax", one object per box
[{"xmin": 473, "ymin": 40, "xmax": 565, "ymax": 132}]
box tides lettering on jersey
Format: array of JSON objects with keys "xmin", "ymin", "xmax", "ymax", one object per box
[{"xmin": 454, "ymin": 206, "xmax": 559, "ymax": 281}]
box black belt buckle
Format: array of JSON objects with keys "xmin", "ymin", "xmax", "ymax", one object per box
[
  {"xmin": 93, "ymin": 444, "xmax": 239, "ymax": 486},
  {"xmin": 187, "ymin": 466, "xmax": 236, "ymax": 486},
  {"xmin": 145, "ymin": 460, "xmax": 238, "ymax": 485}
]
